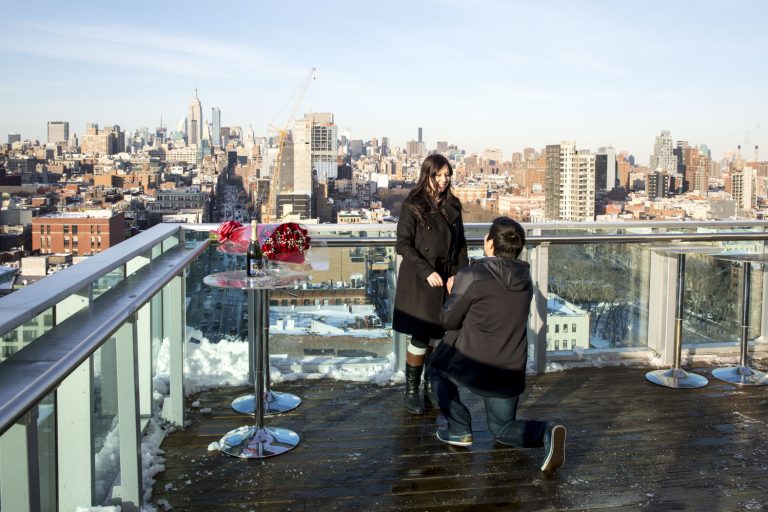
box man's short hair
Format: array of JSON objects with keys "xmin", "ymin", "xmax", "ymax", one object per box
[{"xmin": 489, "ymin": 216, "xmax": 526, "ymax": 259}]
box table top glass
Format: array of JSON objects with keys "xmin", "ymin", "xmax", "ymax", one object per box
[
  {"xmin": 644, "ymin": 243, "xmax": 720, "ymax": 256},
  {"xmin": 204, "ymin": 268, "xmax": 312, "ymax": 290},
  {"xmin": 712, "ymin": 251, "xmax": 768, "ymax": 263}
]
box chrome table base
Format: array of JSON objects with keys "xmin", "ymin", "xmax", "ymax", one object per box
[
  {"xmin": 646, "ymin": 367, "xmax": 708, "ymax": 389},
  {"xmin": 231, "ymin": 390, "xmax": 302, "ymax": 415},
  {"xmin": 219, "ymin": 425, "xmax": 299, "ymax": 459},
  {"xmin": 712, "ymin": 365, "xmax": 768, "ymax": 386}
]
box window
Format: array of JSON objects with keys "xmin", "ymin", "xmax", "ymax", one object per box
[
  {"xmin": 555, "ymin": 340, "xmax": 560, "ymax": 350},
  {"xmin": 563, "ymin": 323, "xmax": 569, "ymax": 333},
  {"xmin": 72, "ymin": 225, "xmax": 78, "ymax": 234},
  {"xmin": 555, "ymin": 324, "xmax": 560, "ymax": 333},
  {"xmin": 63, "ymin": 238, "xmax": 69, "ymax": 248},
  {"xmin": 562, "ymin": 340, "xmax": 568, "ymax": 350},
  {"xmin": 572, "ymin": 323, "xmax": 577, "ymax": 332},
  {"xmin": 572, "ymin": 339, "xmax": 576, "ymax": 347},
  {"xmin": 46, "ymin": 225, "xmax": 51, "ymax": 235},
  {"xmin": 63, "ymin": 225, "xmax": 69, "ymax": 234}
]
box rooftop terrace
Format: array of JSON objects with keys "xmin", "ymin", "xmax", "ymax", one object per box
[{"xmin": 152, "ymin": 363, "xmax": 768, "ymax": 511}]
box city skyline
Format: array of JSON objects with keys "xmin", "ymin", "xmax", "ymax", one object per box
[{"xmin": 1, "ymin": 0, "xmax": 767, "ymax": 163}]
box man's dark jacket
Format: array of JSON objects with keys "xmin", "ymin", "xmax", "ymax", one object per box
[{"xmin": 430, "ymin": 256, "xmax": 533, "ymax": 397}]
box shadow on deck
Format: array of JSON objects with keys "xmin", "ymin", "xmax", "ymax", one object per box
[{"xmin": 153, "ymin": 363, "xmax": 768, "ymax": 511}]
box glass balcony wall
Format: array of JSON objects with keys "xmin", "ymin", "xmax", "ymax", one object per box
[{"xmin": 1, "ymin": 220, "xmax": 767, "ymax": 510}]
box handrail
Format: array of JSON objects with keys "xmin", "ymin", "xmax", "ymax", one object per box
[
  {"xmin": 0, "ymin": 239, "xmax": 209, "ymax": 437},
  {"xmin": 182, "ymin": 220, "xmax": 768, "ymax": 233},
  {"xmin": 0, "ymin": 223, "xmax": 183, "ymax": 335},
  {"xmin": 274, "ymin": 231, "xmax": 768, "ymax": 248}
]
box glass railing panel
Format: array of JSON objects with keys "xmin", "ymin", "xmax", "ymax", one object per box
[
  {"xmin": 684, "ymin": 241, "xmax": 765, "ymax": 345},
  {"xmin": 547, "ymin": 242, "xmax": 651, "ymax": 351},
  {"xmin": 186, "ymin": 241, "xmax": 396, "ymax": 361},
  {"xmin": 93, "ymin": 337, "xmax": 120, "ymax": 505},
  {"xmin": 37, "ymin": 392, "xmax": 56, "ymax": 511},
  {"xmin": 0, "ymin": 308, "xmax": 54, "ymax": 363},
  {"xmin": 92, "ymin": 267, "xmax": 125, "ymax": 300}
]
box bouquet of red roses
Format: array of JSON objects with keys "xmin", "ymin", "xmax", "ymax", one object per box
[{"xmin": 261, "ymin": 222, "xmax": 311, "ymax": 264}]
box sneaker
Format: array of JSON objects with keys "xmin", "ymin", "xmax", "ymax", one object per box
[
  {"xmin": 541, "ymin": 424, "xmax": 566, "ymax": 472},
  {"xmin": 436, "ymin": 427, "xmax": 473, "ymax": 447}
]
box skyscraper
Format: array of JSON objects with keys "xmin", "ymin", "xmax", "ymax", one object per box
[
  {"xmin": 545, "ymin": 142, "xmax": 595, "ymax": 221},
  {"xmin": 211, "ymin": 107, "xmax": 221, "ymax": 146},
  {"xmin": 7, "ymin": 133, "xmax": 21, "ymax": 144},
  {"xmin": 290, "ymin": 113, "xmax": 338, "ymax": 219},
  {"xmin": 47, "ymin": 121, "xmax": 69, "ymax": 144},
  {"xmin": 188, "ymin": 90, "xmax": 203, "ymax": 147},
  {"xmin": 650, "ymin": 131, "xmax": 676, "ymax": 175},
  {"xmin": 595, "ymin": 147, "xmax": 616, "ymax": 191}
]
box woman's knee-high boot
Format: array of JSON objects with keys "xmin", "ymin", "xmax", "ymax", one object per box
[{"xmin": 404, "ymin": 364, "xmax": 424, "ymax": 415}]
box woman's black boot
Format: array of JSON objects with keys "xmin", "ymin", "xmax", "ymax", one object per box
[{"xmin": 404, "ymin": 364, "xmax": 424, "ymax": 415}]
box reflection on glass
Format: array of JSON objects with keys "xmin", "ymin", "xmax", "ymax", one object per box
[
  {"xmin": 0, "ymin": 309, "xmax": 54, "ymax": 363},
  {"xmin": 37, "ymin": 392, "xmax": 56, "ymax": 511}
]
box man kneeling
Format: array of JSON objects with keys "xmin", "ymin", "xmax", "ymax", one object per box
[{"xmin": 428, "ymin": 216, "xmax": 566, "ymax": 472}]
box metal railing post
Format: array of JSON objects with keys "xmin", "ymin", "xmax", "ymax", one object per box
[
  {"xmin": 162, "ymin": 274, "xmax": 185, "ymax": 426},
  {"xmin": 113, "ymin": 318, "xmax": 142, "ymax": 511},
  {"xmin": 529, "ymin": 238, "xmax": 549, "ymax": 374},
  {"xmin": 57, "ymin": 358, "xmax": 95, "ymax": 510},
  {"xmin": 136, "ymin": 302, "xmax": 152, "ymax": 423}
]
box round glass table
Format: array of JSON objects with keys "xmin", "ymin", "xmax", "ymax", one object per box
[
  {"xmin": 710, "ymin": 252, "xmax": 768, "ymax": 386},
  {"xmin": 645, "ymin": 243, "xmax": 719, "ymax": 389},
  {"xmin": 204, "ymin": 268, "xmax": 311, "ymax": 458}
]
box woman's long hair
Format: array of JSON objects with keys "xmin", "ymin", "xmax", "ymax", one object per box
[{"xmin": 405, "ymin": 154, "xmax": 459, "ymax": 223}]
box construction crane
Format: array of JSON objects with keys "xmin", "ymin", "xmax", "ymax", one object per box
[{"xmin": 260, "ymin": 67, "xmax": 316, "ymax": 222}]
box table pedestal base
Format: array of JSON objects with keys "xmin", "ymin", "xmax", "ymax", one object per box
[
  {"xmin": 712, "ymin": 365, "xmax": 768, "ymax": 386},
  {"xmin": 646, "ymin": 367, "xmax": 709, "ymax": 388},
  {"xmin": 220, "ymin": 425, "xmax": 299, "ymax": 459},
  {"xmin": 231, "ymin": 391, "xmax": 302, "ymax": 415}
]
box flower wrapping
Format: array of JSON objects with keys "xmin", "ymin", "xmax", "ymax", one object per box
[{"xmin": 211, "ymin": 220, "xmax": 245, "ymax": 244}]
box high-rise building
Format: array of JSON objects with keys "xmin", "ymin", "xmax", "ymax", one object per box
[
  {"xmin": 731, "ymin": 167, "xmax": 756, "ymax": 210},
  {"xmin": 648, "ymin": 171, "xmax": 673, "ymax": 199},
  {"xmin": 595, "ymin": 147, "xmax": 617, "ymax": 191},
  {"xmin": 650, "ymin": 131, "xmax": 677, "ymax": 176},
  {"xmin": 545, "ymin": 142, "xmax": 595, "ymax": 221},
  {"xmin": 287, "ymin": 113, "xmax": 337, "ymax": 218},
  {"xmin": 7, "ymin": 133, "xmax": 21, "ymax": 144},
  {"xmin": 47, "ymin": 121, "xmax": 69, "ymax": 144},
  {"xmin": 211, "ymin": 107, "xmax": 221, "ymax": 146},
  {"xmin": 188, "ymin": 89, "xmax": 203, "ymax": 147},
  {"xmin": 418, "ymin": 127, "xmax": 423, "ymax": 143}
]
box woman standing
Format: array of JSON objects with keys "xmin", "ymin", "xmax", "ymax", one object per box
[{"xmin": 393, "ymin": 154, "xmax": 468, "ymax": 415}]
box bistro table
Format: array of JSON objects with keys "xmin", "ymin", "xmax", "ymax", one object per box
[
  {"xmin": 204, "ymin": 268, "xmax": 311, "ymax": 458},
  {"xmin": 710, "ymin": 252, "xmax": 768, "ymax": 386},
  {"xmin": 645, "ymin": 243, "xmax": 719, "ymax": 389}
]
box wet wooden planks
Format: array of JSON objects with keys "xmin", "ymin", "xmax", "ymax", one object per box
[{"xmin": 152, "ymin": 363, "xmax": 768, "ymax": 511}]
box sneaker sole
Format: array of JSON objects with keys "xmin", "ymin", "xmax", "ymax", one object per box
[
  {"xmin": 436, "ymin": 431, "xmax": 473, "ymax": 447},
  {"xmin": 541, "ymin": 425, "xmax": 566, "ymax": 472}
]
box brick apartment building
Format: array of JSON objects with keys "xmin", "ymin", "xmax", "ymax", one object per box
[{"xmin": 32, "ymin": 211, "xmax": 125, "ymax": 256}]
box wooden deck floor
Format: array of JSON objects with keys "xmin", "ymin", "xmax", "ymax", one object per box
[{"xmin": 152, "ymin": 363, "xmax": 768, "ymax": 511}]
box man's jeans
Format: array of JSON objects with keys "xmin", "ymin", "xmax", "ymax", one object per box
[{"xmin": 430, "ymin": 368, "xmax": 547, "ymax": 447}]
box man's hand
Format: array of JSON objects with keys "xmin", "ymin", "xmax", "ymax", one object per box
[
  {"xmin": 446, "ymin": 276, "xmax": 455, "ymax": 294},
  {"xmin": 426, "ymin": 272, "xmax": 444, "ymax": 287}
]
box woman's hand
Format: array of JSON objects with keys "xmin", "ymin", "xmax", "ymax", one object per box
[{"xmin": 426, "ymin": 272, "xmax": 444, "ymax": 287}]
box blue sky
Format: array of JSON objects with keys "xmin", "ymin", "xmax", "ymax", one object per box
[{"xmin": 1, "ymin": 0, "xmax": 766, "ymax": 164}]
